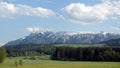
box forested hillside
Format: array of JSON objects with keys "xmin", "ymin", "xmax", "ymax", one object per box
[{"xmin": 101, "ymin": 38, "xmax": 120, "ymax": 46}]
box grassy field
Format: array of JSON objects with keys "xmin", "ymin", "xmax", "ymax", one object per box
[
  {"xmin": 53, "ymin": 44, "xmax": 106, "ymax": 47},
  {"xmin": 0, "ymin": 58, "xmax": 120, "ymax": 68}
]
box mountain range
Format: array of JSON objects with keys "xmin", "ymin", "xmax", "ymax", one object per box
[{"xmin": 5, "ymin": 31, "xmax": 120, "ymax": 46}]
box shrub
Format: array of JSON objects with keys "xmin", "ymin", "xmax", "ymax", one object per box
[
  {"xmin": 29, "ymin": 56, "xmax": 36, "ymax": 60},
  {"xmin": 19, "ymin": 59, "xmax": 23, "ymax": 66}
]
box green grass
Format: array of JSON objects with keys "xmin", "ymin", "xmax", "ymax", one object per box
[
  {"xmin": 53, "ymin": 44, "xmax": 106, "ymax": 47},
  {"xmin": 0, "ymin": 58, "xmax": 120, "ymax": 68}
]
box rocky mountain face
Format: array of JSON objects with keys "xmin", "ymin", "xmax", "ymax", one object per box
[{"xmin": 5, "ymin": 31, "xmax": 120, "ymax": 45}]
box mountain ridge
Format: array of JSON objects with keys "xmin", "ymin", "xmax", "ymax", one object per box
[{"xmin": 5, "ymin": 31, "xmax": 120, "ymax": 46}]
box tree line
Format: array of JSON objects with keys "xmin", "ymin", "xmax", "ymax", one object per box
[
  {"xmin": 5, "ymin": 44, "xmax": 54, "ymax": 57},
  {"xmin": 51, "ymin": 47, "xmax": 120, "ymax": 61}
]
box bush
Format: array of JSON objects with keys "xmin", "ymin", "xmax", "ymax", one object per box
[
  {"xmin": 14, "ymin": 59, "xmax": 23, "ymax": 67},
  {"xmin": 14, "ymin": 60, "xmax": 18, "ymax": 66},
  {"xmin": 19, "ymin": 59, "xmax": 23, "ymax": 66},
  {"xmin": 29, "ymin": 56, "xmax": 36, "ymax": 60}
]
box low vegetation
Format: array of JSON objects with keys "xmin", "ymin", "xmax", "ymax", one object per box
[{"xmin": 14, "ymin": 59, "xmax": 23, "ymax": 67}]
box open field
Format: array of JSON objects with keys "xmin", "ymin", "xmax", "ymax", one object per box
[
  {"xmin": 0, "ymin": 58, "xmax": 120, "ymax": 68},
  {"xmin": 53, "ymin": 44, "xmax": 106, "ymax": 47}
]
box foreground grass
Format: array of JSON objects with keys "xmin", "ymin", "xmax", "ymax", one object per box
[{"xmin": 0, "ymin": 58, "xmax": 120, "ymax": 68}]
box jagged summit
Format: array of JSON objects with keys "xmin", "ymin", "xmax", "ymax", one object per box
[
  {"xmin": 31, "ymin": 30, "xmax": 118, "ymax": 34},
  {"xmin": 5, "ymin": 31, "xmax": 120, "ymax": 45}
]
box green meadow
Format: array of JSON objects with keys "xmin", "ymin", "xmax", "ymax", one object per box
[
  {"xmin": 0, "ymin": 58, "xmax": 120, "ymax": 68},
  {"xmin": 53, "ymin": 44, "xmax": 106, "ymax": 47}
]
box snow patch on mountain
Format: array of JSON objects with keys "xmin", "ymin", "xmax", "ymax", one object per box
[{"xmin": 5, "ymin": 31, "xmax": 120, "ymax": 45}]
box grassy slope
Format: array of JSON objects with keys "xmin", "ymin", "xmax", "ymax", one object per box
[{"xmin": 0, "ymin": 58, "xmax": 120, "ymax": 68}]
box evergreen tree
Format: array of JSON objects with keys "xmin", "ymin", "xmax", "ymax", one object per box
[{"xmin": 0, "ymin": 47, "xmax": 6, "ymax": 63}]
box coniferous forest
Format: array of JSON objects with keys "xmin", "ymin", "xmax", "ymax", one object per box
[
  {"xmin": 51, "ymin": 47, "xmax": 120, "ymax": 61},
  {"xmin": 4, "ymin": 43, "xmax": 120, "ymax": 61},
  {"xmin": 5, "ymin": 44, "xmax": 54, "ymax": 57}
]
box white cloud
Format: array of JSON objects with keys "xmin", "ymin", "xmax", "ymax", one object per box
[
  {"xmin": 61, "ymin": 0, "xmax": 120, "ymax": 24},
  {"xmin": 0, "ymin": 1, "xmax": 56, "ymax": 18},
  {"xmin": 1, "ymin": 0, "xmax": 120, "ymax": 25},
  {"xmin": 111, "ymin": 27, "xmax": 120, "ymax": 30},
  {"xmin": 26, "ymin": 27, "xmax": 52, "ymax": 33},
  {"xmin": 0, "ymin": 1, "xmax": 16, "ymax": 18},
  {"xmin": 26, "ymin": 27, "xmax": 44, "ymax": 33},
  {"xmin": 0, "ymin": 42, "xmax": 5, "ymax": 46}
]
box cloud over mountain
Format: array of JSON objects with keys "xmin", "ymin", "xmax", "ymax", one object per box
[
  {"xmin": 0, "ymin": 42, "xmax": 5, "ymax": 46},
  {"xmin": 26, "ymin": 27, "xmax": 52, "ymax": 33}
]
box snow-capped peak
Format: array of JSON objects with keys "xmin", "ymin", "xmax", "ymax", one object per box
[
  {"xmin": 21, "ymin": 36, "xmax": 26, "ymax": 40},
  {"xmin": 6, "ymin": 31, "xmax": 120, "ymax": 46}
]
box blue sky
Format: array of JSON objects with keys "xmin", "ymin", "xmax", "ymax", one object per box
[{"xmin": 0, "ymin": 0, "xmax": 120, "ymax": 44}]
